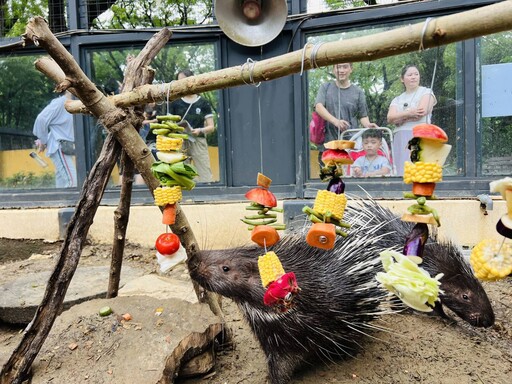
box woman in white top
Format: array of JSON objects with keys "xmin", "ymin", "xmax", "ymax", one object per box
[{"xmin": 387, "ymin": 65, "xmax": 437, "ymax": 176}]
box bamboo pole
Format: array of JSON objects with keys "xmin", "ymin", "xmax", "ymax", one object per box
[{"xmin": 65, "ymin": 0, "xmax": 512, "ymax": 114}]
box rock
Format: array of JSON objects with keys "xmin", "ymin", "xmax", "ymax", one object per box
[
  {"xmin": 30, "ymin": 296, "xmax": 223, "ymax": 384},
  {"xmin": 0, "ymin": 265, "xmax": 143, "ymax": 324},
  {"xmin": 118, "ymin": 274, "xmax": 198, "ymax": 303}
]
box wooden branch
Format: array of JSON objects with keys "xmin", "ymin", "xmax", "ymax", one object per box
[
  {"xmin": 65, "ymin": 0, "xmax": 512, "ymax": 113},
  {"xmin": 108, "ymin": 150, "xmax": 134, "ymax": 298},
  {"xmin": 108, "ymin": 50, "xmax": 158, "ymax": 299}
]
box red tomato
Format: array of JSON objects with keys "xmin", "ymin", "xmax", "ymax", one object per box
[{"xmin": 155, "ymin": 233, "xmax": 180, "ymax": 255}]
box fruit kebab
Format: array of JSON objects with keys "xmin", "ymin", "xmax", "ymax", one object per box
[
  {"xmin": 303, "ymin": 139, "xmax": 354, "ymax": 250},
  {"xmin": 243, "ymin": 173, "xmax": 299, "ymax": 311},
  {"xmin": 402, "ymin": 123, "xmax": 452, "ymax": 226},
  {"xmin": 150, "ymin": 113, "xmax": 198, "ymax": 272}
]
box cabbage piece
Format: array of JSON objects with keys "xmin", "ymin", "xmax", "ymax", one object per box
[{"xmin": 376, "ymin": 250, "xmax": 443, "ymax": 312}]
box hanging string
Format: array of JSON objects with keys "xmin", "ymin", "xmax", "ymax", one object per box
[
  {"xmin": 165, "ymin": 80, "xmax": 175, "ymax": 115},
  {"xmin": 419, "ymin": 17, "xmax": 438, "ymax": 125}
]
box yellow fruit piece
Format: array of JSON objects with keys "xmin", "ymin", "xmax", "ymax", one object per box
[
  {"xmin": 154, "ymin": 186, "xmax": 182, "ymax": 206},
  {"xmin": 156, "ymin": 135, "xmax": 183, "ymax": 151},
  {"xmin": 470, "ymin": 239, "xmax": 512, "ymax": 281},
  {"xmin": 403, "ymin": 161, "xmax": 443, "ymax": 184},
  {"xmin": 313, "ymin": 190, "xmax": 347, "ymax": 221},
  {"xmin": 258, "ymin": 251, "xmax": 285, "ymax": 287}
]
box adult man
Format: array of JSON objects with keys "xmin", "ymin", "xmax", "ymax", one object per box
[
  {"xmin": 315, "ymin": 63, "xmax": 377, "ymax": 144},
  {"xmin": 33, "ymin": 91, "xmax": 77, "ymax": 188}
]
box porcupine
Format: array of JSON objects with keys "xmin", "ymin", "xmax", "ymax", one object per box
[
  {"xmin": 188, "ymin": 198, "xmax": 495, "ymax": 384},
  {"xmin": 345, "ymin": 198, "xmax": 495, "ymax": 328}
]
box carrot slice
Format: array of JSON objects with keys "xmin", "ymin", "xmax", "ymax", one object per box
[
  {"xmin": 306, "ymin": 223, "xmax": 336, "ymax": 250},
  {"xmin": 412, "ymin": 182, "xmax": 436, "ymax": 197},
  {"xmin": 162, "ymin": 204, "xmax": 177, "ymax": 225},
  {"xmin": 251, "ymin": 225, "xmax": 280, "ymax": 247}
]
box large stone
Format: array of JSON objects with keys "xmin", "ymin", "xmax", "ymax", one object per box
[
  {"xmin": 30, "ymin": 296, "xmax": 223, "ymax": 383},
  {"xmin": 0, "ymin": 265, "xmax": 143, "ymax": 324},
  {"xmin": 118, "ymin": 274, "xmax": 199, "ymax": 303}
]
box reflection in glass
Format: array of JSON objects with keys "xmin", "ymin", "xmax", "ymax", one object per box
[
  {"xmin": 479, "ymin": 31, "xmax": 512, "ymax": 176},
  {"xmin": 307, "ymin": 24, "xmax": 462, "ymax": 180},
  {"xmin": 87, "ymin": 42, "xmax": 220, "ymax": 187},
  {"xmin": 0, "ymin": 54, "xmax": 71, "ymax": 190}
]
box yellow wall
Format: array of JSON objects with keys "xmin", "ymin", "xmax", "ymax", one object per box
[
  {"xmin": 0, "ymin": 149, "xmax": 55, "ymax": 178},
  {"xmin": 0, "ymin": 199, "xmax": 507, "ymax": 250}
]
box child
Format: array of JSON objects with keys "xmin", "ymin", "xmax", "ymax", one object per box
[{"xmin": 351, "ymin": 129, "xmax": 391, "ymax": 177}]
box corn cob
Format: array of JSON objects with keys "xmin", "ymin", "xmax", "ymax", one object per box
[
  {"xmin": 156, "ymin": 135, "xmax": 183, "ymax": 152},
  {"xmin": 154, "ymin": 186, "xmax": 182, "ymax": 206},
  {"xmin": 470, "ymin": 239, "xmax": 512, "ymax": 281},
  {"xmin": 313, "ymin": 190, "xmax": 347, "ymax": 221},
  {"xmin": 403, "ymin": 161, "xmax": 443, "ymax": 184},
  {"xmin": 258, "ymin": 251, "xmax": 285, "ymax": 287}
]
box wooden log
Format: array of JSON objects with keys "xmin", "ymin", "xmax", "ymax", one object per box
[{"xmin": 64, "ymin": 0, "xmax": 512, "ymax": 113}]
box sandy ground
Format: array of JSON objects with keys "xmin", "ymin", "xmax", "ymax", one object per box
[{"xmin": 1, "ymin": 238, "xmax": 511, "ymax": 384}]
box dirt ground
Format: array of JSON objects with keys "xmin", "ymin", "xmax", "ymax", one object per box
[{"xmin": 1, "ymin": 238, "xmax": 511, "ymax": 384}]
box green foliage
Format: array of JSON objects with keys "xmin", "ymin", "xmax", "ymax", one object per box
[
  {"xmin": 1, "ymin": 0, "xmax": 47, "ymax": 37},
  {"xmin": 93, "ymin": 0, "xmax": 213, "ymax": 29},
  {"xmin": 0, "ymin": 55, "xmax": 55, "ymax": 134},
  {"xmin": 0, "ymin": 171, "xmax": 54, "ymax": 188}
]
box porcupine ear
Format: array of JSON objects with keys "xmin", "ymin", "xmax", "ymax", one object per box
[{"xmin": 403, "ymin": 223, "xmax": 429, "ymax": 257}]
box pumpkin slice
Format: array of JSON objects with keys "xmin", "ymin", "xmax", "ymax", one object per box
[{"xmin": 324, "ymin": 140, "xmax": 356, "ymax": 150}]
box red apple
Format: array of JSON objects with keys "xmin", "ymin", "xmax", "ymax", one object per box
[
  {"xmin": 245, "ymin": 187, "xmax": 277, "ymax": 207},
  {"xmin": 412, "ymin": 123, "xmax": 448, "ymax": 143}
]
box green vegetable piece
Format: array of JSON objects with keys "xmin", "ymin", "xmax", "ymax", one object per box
[
  {"xmin": 99, "ymin": 306, "xmax": 113, "ymax": 316},
  {"xmin": 152, "ymin": 128, "xmax": 170, "ymax": 135},
  {"xmin": 244, "ymin": 213, "xmax": 277, "ymax": 220},
  {"xmin": 376, "ymin": 250, "xmax": 443, "ymax": 312},
  {"xmin": 164, "ymin": 122, "xmax": 185, "ymax": 131},
  {"xmin": 157, "ymin": 114, "xmax": 181, "ymax": 121},
  {"xmin": 150, "ymin": 123, "xmax": 169, "ymax": 130},
  {"xmin": 167, "ymin": 133, "xmax": 189, "ymax": 139},
  {"xmin": 417, "ymin": 197, "xmax": 427, "ymax": 205},
  {"xmin": 240, "ymin": 218, "xmax": 277, "ymax": 226}
]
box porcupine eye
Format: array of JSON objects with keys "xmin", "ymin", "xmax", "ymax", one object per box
[
  {"xmin": 222, "ymin": 266, "xmax": 230, "ymax": 273},
  {"xmin": 462, "ymin": 294, "xmax": 469, "ymax": 301}
]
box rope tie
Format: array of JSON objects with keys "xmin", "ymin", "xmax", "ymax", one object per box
[
  {"xmin": 419, "ymin": 17, "xmax": 436, "ymax": 52},
  {"xmin": 300, "ymin": 42, "xmax": 324, "ymax": 76},
  {"xmin": 241, "ymin": 58, "xmax": 261, "ymax": 87}
]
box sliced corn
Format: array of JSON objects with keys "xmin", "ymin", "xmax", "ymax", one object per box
[
  {"xmin": 313, "ymin": 190, "xmax": 347, "ymax": 221},
  {"xmin": 258, "ymin": 251, "xmax": 285, "ymax": 287},
  {"xmin": 156, "ymin": 135, "xmax": 183, "ymax": 152},
  {"xmin": 154, "ymin": 186, "xmax": 182, "ymax": 206},
  {"xmin": 403, "ymin": 161, "xmax": 443, "ymax": 184},
  {"xmin": 470, "ymin": 239, "xmax": 512, "ymax": 281}
]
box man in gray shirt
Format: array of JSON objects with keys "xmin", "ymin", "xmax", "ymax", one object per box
[{"xmin": 315, "ymin": 63, "xmax": 377, "ymax": 144}]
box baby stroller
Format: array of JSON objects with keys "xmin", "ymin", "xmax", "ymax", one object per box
[{"xmin": 341, "ymin": 127, "xmax": 396, "ymax": 176}]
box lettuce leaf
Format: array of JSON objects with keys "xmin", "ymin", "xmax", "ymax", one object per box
[
  {"xmin": 151, "ymin": 161, "xmax": 197, "ymax": 190},
  {"xmin": 376, "ymin": 250, "xmax": 443, "ymax": 312}
]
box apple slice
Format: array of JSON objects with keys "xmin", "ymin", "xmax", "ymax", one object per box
[
  {"xmin": 409, "ymin": 138, "xmax": 452, "ymax": 165},
  {"xmin": 324, "ymin": 140, "xmax": 356, "ymax": 150},
  {"xmin": 412, "ymin": 123, "xmax": 448, "ymax": 143}
]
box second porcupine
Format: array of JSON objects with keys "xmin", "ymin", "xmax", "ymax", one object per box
[
  {"xmin": 346, "ymin": 198, "xmax": 495, "ymax": 328},
  {"xmin": 188, "ymin": 198, "xmax": 495, "ymax": 384}
]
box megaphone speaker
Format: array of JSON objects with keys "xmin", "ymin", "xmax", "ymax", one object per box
[{"xmin": 214, "ymin": 0, "xmax": 288, "ymax": 47}]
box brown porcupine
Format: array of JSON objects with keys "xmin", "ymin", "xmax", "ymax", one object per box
[{"xmin": 188, "ymin": 198, "xmax": 494, "ymax": 384}]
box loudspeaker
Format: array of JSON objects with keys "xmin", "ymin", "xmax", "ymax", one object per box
[{"xmin": 214, "ymin": 0, "xmax": 288, "ymax": 47}]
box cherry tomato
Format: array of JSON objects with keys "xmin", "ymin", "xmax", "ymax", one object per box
[{"xmin": 155, "ymin": 233, "xmax": 180, "ymax": 255}]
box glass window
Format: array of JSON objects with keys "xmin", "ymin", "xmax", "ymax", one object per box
[
  {"xmin": 307, "ymin": 24, "xmax": 463, "ymax": 180},
  {"xmin": 0, "ymin": 54, "xmax": 77, "ymax": 190},
  {"xmin": 85, "ymin": 41, "xmax": 220, "ymax": 187},
  {"xmin": 478, "ymin": 31, "xmax": 512, "ymax": 176}
]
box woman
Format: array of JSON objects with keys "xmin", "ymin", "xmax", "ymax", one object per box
[{"xmin": 387, "ymin": 64, "xmax": 437, "ymax": 176}]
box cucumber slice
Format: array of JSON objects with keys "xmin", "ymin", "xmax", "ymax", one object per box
[{"xmin": 99, "ymin": 306, "xmax": 113, "ymax": 316}]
